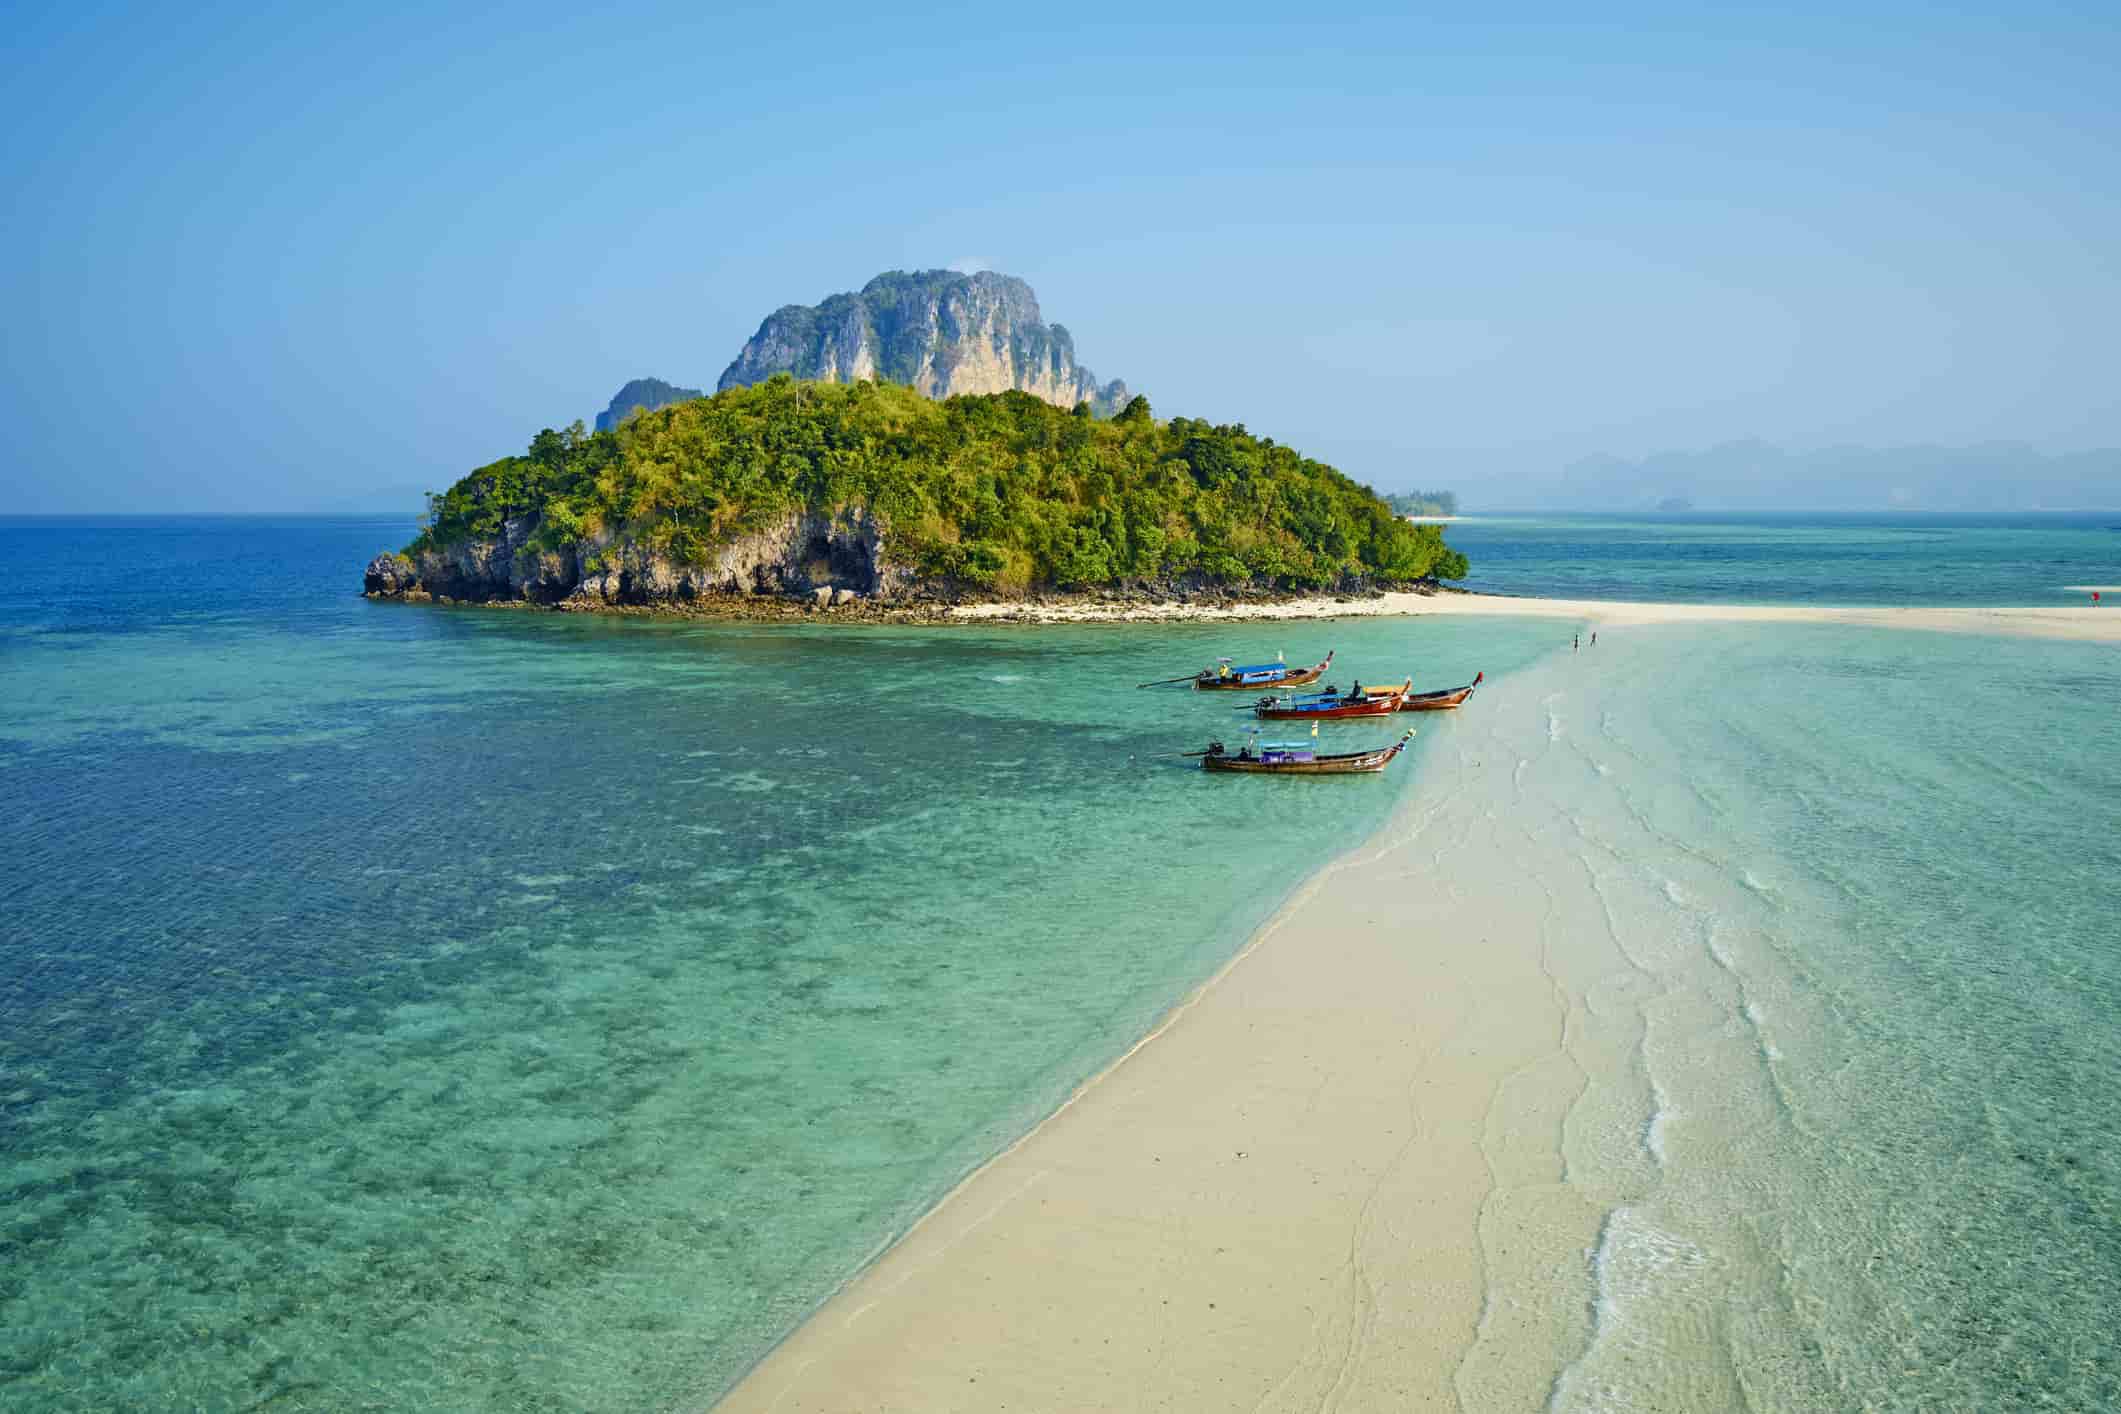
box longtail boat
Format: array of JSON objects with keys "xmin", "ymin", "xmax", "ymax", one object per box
[
  {"xmin": 1200, "ymin": 729, "xmax": 1414, "ymax": 775},
  {"xmin": 1351, "ymin": 671, "xmax": 1484, "ymax": 712},
  {"xmin": 1135, "ymin": 651, "xmax": 1334, "ymax": 691},
  {"xmin": 1396, "ymin": 671, "xmax": 1482, "ymax": 711},
  {"xmin": 1251, "ymin": 678, "xmax": 1412, "ymax": 720}
]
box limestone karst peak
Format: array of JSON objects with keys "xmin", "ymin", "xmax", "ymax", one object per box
[{"xmin": 717, "ymin": 269, "xmax": 1133, "ymax": 415}]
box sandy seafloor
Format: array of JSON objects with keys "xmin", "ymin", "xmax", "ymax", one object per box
[{"xmin": 715, "ymin": 596, "xmax": 2121, "ymax": 1412}]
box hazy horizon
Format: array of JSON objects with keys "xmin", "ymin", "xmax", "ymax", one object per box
[{"xmin": 3, "ymin": 3, "xmax": 2116, "ymax": 514}]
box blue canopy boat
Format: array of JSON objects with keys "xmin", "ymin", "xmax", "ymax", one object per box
[
  {"xmin": 1202, "ymin": 650, "xmax": 1332, "ymax": 690},
  {"xmin": 1199, "ymin": 729, "xmax": 1414, "ymax": 775},
  {"xmin": 1137, "ymin": 651, "xmax": 1335, "ymax": 690},
  {"xmin": 1251, "ymin": 678, "xmax": 1411, "ymax": 720}
]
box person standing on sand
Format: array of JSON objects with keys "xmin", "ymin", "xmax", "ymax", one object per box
[
  {"xmin": 1573, "ymin": 634, "xmax": 1580, "ymax": 652},
  {"xmin": 1591, "ymin": 631, "xmax": 1597, "ymax": 646}
]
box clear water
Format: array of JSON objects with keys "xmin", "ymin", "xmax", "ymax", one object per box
[
  {"xmin": 1659, "ymin": 625, "xmax": 2121, "ymax": 1409},
  {"xmin": 7, "ymin": 513, "xmax": 2119, "ymax": 1412},
  {"xmin": 0, "ymin": 516, "xmax": 1558, "ymax": 1410},
  {"xmin": 1448, "ymin": 510, "xmax": 2121, "ymax": 605},
  {"xmin": 1430, "ymin": 621, "xmax": 2121, "ymax": 1410}
]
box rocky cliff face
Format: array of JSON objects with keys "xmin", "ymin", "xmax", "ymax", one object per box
[
  {"xmin": 717, "ymin": 270, "xmax": 1133, "ymax": 414},
  {"xmin": 594, "ymin": 377, "xmax": 704, "ymax": 433},
  {"xmin": 364, "ymin": 507, "xmax": 909, "ymax": 610}
]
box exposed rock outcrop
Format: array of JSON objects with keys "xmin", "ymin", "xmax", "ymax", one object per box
[
  {"xmin": 364, "ymin": 507, "xmax": 909, "ymax": 609},
  {"xmin": 717, "ymin": 270, "xmax": 1133, "ymax": 415},
  {"xmin": 594, "ymin": 377, "xmax": 705, "ymax": 433}
]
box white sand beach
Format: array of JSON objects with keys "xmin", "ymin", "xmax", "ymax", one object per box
[
  {"xmin": 955, "ymin": 589, "xmax": 2121, "ymax": 642},
  {"xmin": 715, "ymin": 713, "xmax": 1594, "ymax": 1412}
]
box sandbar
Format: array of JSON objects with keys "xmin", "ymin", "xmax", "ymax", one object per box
[
  {"xmin": 955, "ymin": 590, "xmax": 2121, "ymax": 642},
  {"xmin": 712, "ymin": 669, "xmax": 1626, "ymax": 1412},
  {"xmin": 712, "ymin": 601, "xmax": 2115, "ymax": 1412}
]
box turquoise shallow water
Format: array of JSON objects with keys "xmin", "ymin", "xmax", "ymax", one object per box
[
  {"xmin": 1693, "ymin": 625, "xmax": 2121, "ymax": 1406},
  {"xmin": 1487, "ymin": 622, "xmax": 2121, "ymax": 1409},
  {"xmin": 5, "ymin": 514, "xmax": 2119, "ymax": 1410},
  {"xmin": 0, "ymin": 517, "xmax": 1559, "ymax": 1410}
]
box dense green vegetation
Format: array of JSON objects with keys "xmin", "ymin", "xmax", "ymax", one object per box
[
  {"xmin": 411, "ymin": 376, "xmax": 1467, "ymax": 594},
  {"xmin": 1385, "ymin": 489, "xmax": 1458, "ymax": 516}
]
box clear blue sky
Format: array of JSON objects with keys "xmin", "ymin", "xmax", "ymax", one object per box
[{"xmin": 2, "ymin": 1, "xmax": 2115, "ymax": 511}]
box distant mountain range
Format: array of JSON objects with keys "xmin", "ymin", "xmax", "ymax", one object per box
[
  {"xmin": 1513, "ymin": 441, "xmax": 2121, "ymax": 511},
  {"xmin": 591, "ymin": 269, "xmax": 1134, "ymax": 432}
]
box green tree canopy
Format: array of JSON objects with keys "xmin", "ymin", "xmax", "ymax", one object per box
[{"xmin": 410, "ymin": 377, "xmax": 1469, "ymax": 593}]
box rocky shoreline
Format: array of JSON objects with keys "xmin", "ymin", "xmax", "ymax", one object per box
[
  {"xmin": 364, "ymin": 569, "xmax": 1463, "ymax": 627},
  {"xmin": 363, "ymin": 508, "xmax": 1464, "ymax": 626}
]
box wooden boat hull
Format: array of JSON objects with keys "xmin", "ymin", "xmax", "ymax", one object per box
[
  {"xmin": 1201, "ymin": 732, "xmax": 1412, "ymax": 774},
  {"xmin": 1193, "ymin": 651, "xmax": 1334, "ymax": 690},
  {"xmin": 1253, "ymin": 678, "xmax": 1413, "ymax": 720},
  {"xmin": 1253, "ymin": 698, "xmax": 1398, "ymax": 720},
  {"xmin": 1395, "ymin": 672, "xmax": 1483, "ymax": 712}
]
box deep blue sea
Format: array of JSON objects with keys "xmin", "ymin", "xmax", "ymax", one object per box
[{"xmin": 3, "ymin": 512, "xmax": 2117, "ymax": 1410}]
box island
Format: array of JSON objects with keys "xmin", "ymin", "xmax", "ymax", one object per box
[
  {"xmin": 1386, "ymin": 489, "xmax": 1458, "ymax": 517},
  {"xmin": 364, "ymin": 375, "xmax": 1468, "ymax": 616}
]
